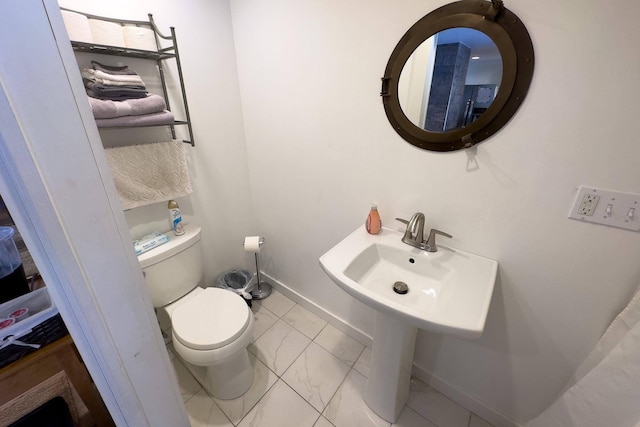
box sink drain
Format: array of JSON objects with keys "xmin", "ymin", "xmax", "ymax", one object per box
[{"xmin": 393, "ymin": 281, "xmax": 409, "ymax": 295}]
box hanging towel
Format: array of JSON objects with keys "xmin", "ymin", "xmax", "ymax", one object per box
[
  {"xmin": 104, "ymin": 140, "xmax": 192, "ymax": 210},
  {"xmin": 60, "ymin": 10, "xmax": 93, "ymax": 44}
]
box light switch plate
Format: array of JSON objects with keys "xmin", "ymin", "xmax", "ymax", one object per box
[{"xmin": 569, "ymin": 186, "xmax": 640, "ymax": 231}]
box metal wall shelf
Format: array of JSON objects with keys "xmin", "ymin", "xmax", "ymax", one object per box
[
  {"xmin": 96, "ymin": 120, "xmax": 191, "ymax": 130},
  {"xmin": 70, "ymin": 41, "xmax": 176, "ymax": 61},
  {"xmin": 62, "ymin": 8, "xmax": 195, "ymax": 146}
]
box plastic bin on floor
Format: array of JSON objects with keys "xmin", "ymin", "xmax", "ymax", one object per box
[{"xmin": 216, "ymin": 269, "xmax": 255, "ymax": 307}]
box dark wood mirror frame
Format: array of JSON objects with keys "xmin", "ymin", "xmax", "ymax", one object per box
[{"xmin": 381, "ymin": 0, "xmax": 534, "ymax": 152}]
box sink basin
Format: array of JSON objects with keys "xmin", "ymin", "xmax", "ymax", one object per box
[
  {"xmin": 319, "ymin": 225, "xmax": 498, "ymax": 422},
  {"xmin": 319, "ymin": 226, "xmax": 498, "ymax": 338}
]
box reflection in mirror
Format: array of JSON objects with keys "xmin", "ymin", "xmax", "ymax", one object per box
[{"xmin": 398, "ymin": 28, "xmax": 502, "ymax": 133}]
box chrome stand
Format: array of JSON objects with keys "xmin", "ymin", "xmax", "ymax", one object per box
[{"xmin": 249, "ymin": 237, "xmax": 272, "ymax": 300}]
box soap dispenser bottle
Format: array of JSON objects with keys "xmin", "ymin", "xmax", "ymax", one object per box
[{"xmin": 365, "ymin": 203, "xmax": 382, "ymax": 235}]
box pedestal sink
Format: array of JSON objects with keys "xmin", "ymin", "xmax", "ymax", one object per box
[{"xmin": 319, "ymin": 226, "xmax": 498, "ymax": 422}]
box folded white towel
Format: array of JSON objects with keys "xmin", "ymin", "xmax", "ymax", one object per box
[
  {"xmin": 88, "ymin": 19, "xmax": 126, "ymax": 47},
  {"xmin": 61, "ymin": 10, "xmax": 93, "ymax": 43},
  {"xmin": 104, "ymin": 140, "xmax": 192, "ymax": 210},
  {"xmin": 123, "ymin": 25, "xmax": 157, "ymax": 51}
]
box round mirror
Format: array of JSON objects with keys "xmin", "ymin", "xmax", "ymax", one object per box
[
  {"xmin": 398, "ymin": 28, "xmax": 502, "ymax": 132},
  {"xmin": 381, "ymin": 0, "xmax": 534, "ymax": 152}
]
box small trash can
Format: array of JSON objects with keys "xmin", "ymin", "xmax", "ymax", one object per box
[
  {"xmin": 0, "ymin": 226, "xmax": 29, "ymax": 304},
  {"xmin": 216, "ymin": 269, "xmax": 256, "ymax": 307}
]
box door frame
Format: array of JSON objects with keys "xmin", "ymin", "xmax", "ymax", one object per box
[{"xmin": 0, "ymin": 1, "xmax": 189, "ymax": 425}]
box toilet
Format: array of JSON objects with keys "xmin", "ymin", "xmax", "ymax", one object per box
[{"xmin": 138, "ymin": 226, "xmax": 255, "ymax": 399}]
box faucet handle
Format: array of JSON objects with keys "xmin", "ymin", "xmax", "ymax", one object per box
[
  {"xmin": 395, "ymin": 217, "xmax": 409, "ymax": 225},
  {"xmin": 429, "ymin": 229, "xmax": 452, "ymax": 239},
  {"xmin": 425, "ymin": 229, "xmax": 452, "ymax": 252}
]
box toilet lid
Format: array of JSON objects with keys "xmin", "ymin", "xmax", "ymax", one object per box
[{"xmin": 172, "ymin": 287, "xmax": 250, "ymax": 351}]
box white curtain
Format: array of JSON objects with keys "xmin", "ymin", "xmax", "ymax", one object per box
[{"xmin": 527, "ymin": 284, "xmax": 640, "ymax": 427}]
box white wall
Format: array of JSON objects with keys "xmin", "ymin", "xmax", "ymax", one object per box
[
  {"xmin": 57, "ymin": 0, "xmax": 254, "ymax": 285},
  {"xmin": 229, "ymin": 0, "xmax": 640, "ymax": 423},
  {"xmin": 49, "ymin": 0, "xmax": 640, "ymax": 423}
]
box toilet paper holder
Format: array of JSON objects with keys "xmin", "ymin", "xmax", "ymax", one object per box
[{"xmin": 243, "ymin": 236, "xmax": 272, "ymax": 300}]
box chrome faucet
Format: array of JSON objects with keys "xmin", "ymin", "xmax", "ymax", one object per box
[
  {"xmin": 396, "ymin": 212, "xmax": 425, "ymax": 246},
  {"xmin": 395, "ymin": 213, "xmax": 452, "ymax": 252}
]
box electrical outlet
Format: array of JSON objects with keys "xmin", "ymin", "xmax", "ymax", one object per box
[
  {"xmin": 577, "ymin": 194, "xmax": 600, "ymax": 216},
  {"xmin": 569, "ymin": 186, "xmax": 640, "ymax": 231}
]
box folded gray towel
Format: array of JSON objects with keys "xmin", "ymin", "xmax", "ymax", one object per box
[
  {"xmin": 91, "ymin": 60, "xmax": 138, "ymax": 76},
  {"xmin": 88, "ymin": 94, "xmax": 166, "ymax": 119},
  {"xmin": 86, "ymin": 90, "xmax": 148, "ymax": 100},
  {"xmin": 85, "ymin": 81, "xmax": 148, "ymax": 100},
  {"xmin": 95, "ymin": 110, "xmax": 175, "ymax": 128}
]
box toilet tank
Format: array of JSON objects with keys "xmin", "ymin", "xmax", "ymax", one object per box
[{"xmin": 138, "ymin": 226, "xmax": 204, "ymax": 307}]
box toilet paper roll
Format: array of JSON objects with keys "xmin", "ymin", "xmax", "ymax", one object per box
[
  {"xmin": 244, "ymin": 236, "xmax": 261, "ymax": 253},
  {"xmin": 61, "ymin": 10, "xmax": 94, "ymax": 44},
  {"xmin": 88, "ymin": 19, "xmax": 126, "ymax": 47},
  {"xmin": 123, "ymin": 25, "xmax": 157, "ymax": 51}
]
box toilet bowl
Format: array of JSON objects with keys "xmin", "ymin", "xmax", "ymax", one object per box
[
  {"xmin": 138, "ymin": 226, "xmax": 255, "ymax": 399},
  {"xmin": 166, "ymin": 286, "xmax": 254, "ymax": 398}
]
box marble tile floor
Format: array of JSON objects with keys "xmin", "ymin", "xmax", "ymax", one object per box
[{"xmin": 168, "ymin": 289, "xmax": 494, "ymax": 427}]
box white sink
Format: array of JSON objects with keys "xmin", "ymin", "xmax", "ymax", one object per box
[
  {"xmin": 319, "ymin": 225, "xmax": 498, "ymax": 422},
  {"xmin": 320, "ymin": 226, "xmax": 498, "ymax": 338}
]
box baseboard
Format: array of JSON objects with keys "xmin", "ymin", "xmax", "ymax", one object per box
[
  {"xmin": 411, "ymin": 363, "xmax": 522, "ymax": 427},
  {"xmin": 261, "ymin": 273, "xmax": 372, "ymax": 347},
  {"xmin": 266, "ymin": 272, "xmax": 522, "ymax": 427}
]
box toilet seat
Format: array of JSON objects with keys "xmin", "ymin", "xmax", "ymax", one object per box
[{"xmin": 172, "ymin": 287, "xmax": 250, "ymax": 351}]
